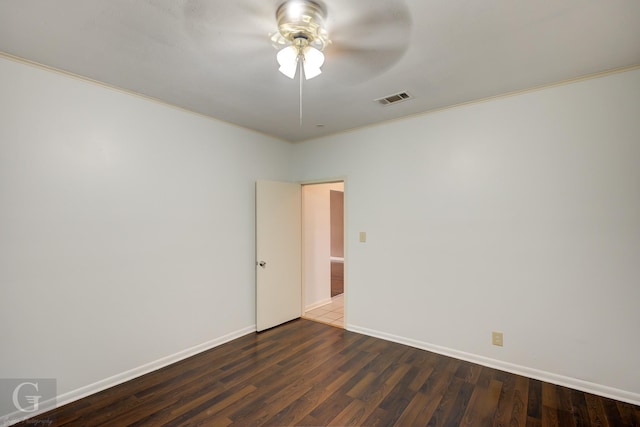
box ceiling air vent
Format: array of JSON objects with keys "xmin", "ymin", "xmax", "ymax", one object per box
[{"xmin": 375, "ymin": 91, "xmax": 413, "ymax": 106}]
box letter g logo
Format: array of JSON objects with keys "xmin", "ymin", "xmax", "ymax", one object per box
[{"xmin": 12, "ymin": 381, "xmax": 41, "ymax": 412}]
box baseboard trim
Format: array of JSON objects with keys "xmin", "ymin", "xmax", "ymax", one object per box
[
  {"xmin": 305, "ymin": 298, "xmax": 332, "ymax": 312},
  {"xmin": 2, "ymin": 325, "xmax": 256, "ymax": 426},
  {"xmin": 347, "ymin": 324, "xmax": 640, "ymax": 406}
]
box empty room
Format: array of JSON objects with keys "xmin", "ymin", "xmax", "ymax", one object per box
[{"xmin": 1, "ymin": 1, "xmax": 639, "ymax": 426}]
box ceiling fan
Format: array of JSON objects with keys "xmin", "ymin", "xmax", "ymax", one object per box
[{"xmin": 184, "ymin": 0, "xmax": 412, "ymax": 84}]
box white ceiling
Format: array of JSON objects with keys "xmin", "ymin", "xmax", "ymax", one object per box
[{"xmin": 1, "ymin": 0, "xmax": 639, "ymax": 142}]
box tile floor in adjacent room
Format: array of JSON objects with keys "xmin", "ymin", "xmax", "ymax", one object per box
[{"xmin": 303, "ymin": 293, "xmax": 343, "ymax": 328}]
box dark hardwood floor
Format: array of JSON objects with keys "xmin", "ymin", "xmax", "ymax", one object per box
[{"xmin": 18, "ymin": 319, "xmax": 640, "ymax": 426}]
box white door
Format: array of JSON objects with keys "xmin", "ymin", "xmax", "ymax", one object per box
[{"xmin": 256, "ymin": 180, "xmax": 302, "ymax": 331}]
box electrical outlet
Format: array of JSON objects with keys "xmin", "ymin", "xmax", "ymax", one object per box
[{"xmin": 492, "ymin": 331, "xmax": 503, "ymax": 347}]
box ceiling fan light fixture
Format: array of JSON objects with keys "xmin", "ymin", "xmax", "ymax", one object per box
[
  {"xmin": 302, "ymin": 46, "xmax": 324, "ymax": 79},
  {"xmin": 303, "ymin": 63, "xmax": 321, "ymax": 79},
  {"xmin": 276, "ymin": 36, "xmax": 325, "ymax": 80},
  {"xmin": 274, "ymin": 0, "xmax": 329, "ymax": 80},
  {"xmin": 277, "ymin": 45, "xmax": 299, "ymax": 79}
]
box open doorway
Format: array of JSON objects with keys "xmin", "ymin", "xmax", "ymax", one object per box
[{"xmin": 301, "ymin": 181, "xmax": 344, "ymax": 328}]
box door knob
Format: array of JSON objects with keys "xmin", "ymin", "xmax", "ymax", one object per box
[{"xmin": 258, "ymin": 261, "xmax": 267, "ymax": 268}]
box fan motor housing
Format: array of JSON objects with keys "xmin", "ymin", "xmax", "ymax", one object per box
[{"xmin": 276, "ymin": 0, "xmax": 329, "ymax": 50}]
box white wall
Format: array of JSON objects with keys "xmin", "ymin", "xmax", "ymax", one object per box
[
  {"xmin": 291, "ymin": 69, "xmax": 640, "ymax": 403},
  {"xmin": 2, "ymin": 51, "xmax": 639, "ymax": 414},
  {"xmin": 302, "ymin": 182, "xmax": 344, "ymax": 310},
  {"xmin": 0, "ymin": 55, "xmax": 293, "ymax": 412}
]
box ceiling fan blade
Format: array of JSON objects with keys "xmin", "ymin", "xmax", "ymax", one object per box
[
  {"xmin": 325, "ymin": 0, "xmax": 411, "ymax": 39},
  {"xmin": 322, "ymin": 0, "xmax": 412, "ymax": 82},
  {"xmin": 183, "ymin": 0, "xmax": 277, "ymax": 54},
  {"xmin": 324, "ymin": 45, "xmax": 407, "ymax": 83}
]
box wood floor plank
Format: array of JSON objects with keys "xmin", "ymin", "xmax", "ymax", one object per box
[
  {"xmin": 570, "ymin": 388, "xmax": 592, "ymax": 426},
  {"xmin": 233, "ymin": 339, "xmax": 348, "ymax": 425},
  {"xmin": 558, "ymin": 386, "xmax": 578, "ymax": 427},
  {"xmin": 359, "ymin": 407, "xmax": 389, "ymax": 427},
  {"xmin": 584, "ymin": 393, "xmax": 610, "ymax": 427},
  {"xmin": 261, "ymin": 369, "xmax": 344, "ymax": 426},
  {"xmin": 420, "ymin": 357, "xmax": 463, "ymax": 397},
  {"xmin": 409, "ymin": 365, "xmax": 435, "ymax": 392},
  {"xmin": 460, "ymin": 378, "xmax": 502, "ymax": 426},
  {"xmin": 617, "ymin": 400, "xmax": 640, "ymax": 427},
  {"xmin": 509, "ymin": 375, "xmax": 530, "ymax": 427},
  {"xmin": 324, "ymin": 352, "xmax": 377, "ymax": 394},
  {"xmin": 426, "ymin": 376, "xmax": 465, "ymax": 427},
  {"xmin": 600, "ymin": 398, "xmax": 626, "ymax": 427},
  {"xmin": 173, "ymin": 384, "xmax": 256, "ymax": 426},
  {"xmin": 109, "ymin": 378, "xmax": 228, "ymax": 426},
  {"xmin": 455, "ymin": 360, "xmax": 484, "ymax": 385},
  {"xmin": 476, "ymin": 365, "xmax": 494, "ymax": 389},
  {"xmin": 491, "ymin": 370, "xmax": 515, "ymax": 426},
  {"xmin": 442, "ymin": 380, "xmax": 475, "ymax": 427},
  {"xmin": 342, "ymin": 363, "xmax": 413, "ymax": 425},
  {"xmin": 223, "ymin": 339, "xmax": 341, "ymax": 424},
  {"xmin": 346, "ymin": 371, "xmax": 378, "ymax": 399},
  {"xmin": 526, "ymin": 415, "xmax": 542, "ymax": 427},
  {"xmin": 327, "ymin": 398, "xmax": 367, "ymax": 426},
  {"xmin": 13, "ymin": 319, "xmax": 640, "ymax": 427},
  {"xmin": 542, "ymin": 405, "xmax": 561, "ymax": 427},
  {"xmin": 527, "ymin": 378, "xmax": 543, "ymax": 422},
  {"xmin": 541, "ymin": 382, "xmax": 560, "ymax": 427},
  {"xmin": 365, "ymin": 367, "xmax": 416, "ymax": 426},
  {"xmin": 308, "ymin": 392, "xmax": 354, "ymax": 426},
  {"xmin": 395, "ymin": 391, "xmax": 442, "ymax": 426}
]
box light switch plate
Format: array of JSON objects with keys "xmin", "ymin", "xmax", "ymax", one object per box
[{"xmin": 359, "ymin": 232, "xmax": 366, "ymax": 243}]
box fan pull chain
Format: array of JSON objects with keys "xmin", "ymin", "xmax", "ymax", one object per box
[{"xmin": 299, "ymin": 54, "xmax": 303, "ymax": 127}]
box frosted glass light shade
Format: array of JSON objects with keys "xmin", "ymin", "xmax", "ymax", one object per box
[
  {"xmin": 277, "ymin": 44, "xmax": 324, "ymax": 80},
  {"xmin": 277, "ymin": 45, "xmax": 299, "ymax": 79},
  {"xmin": 302, "ymin": 46, "xmax": 324, "ymax": 79}
]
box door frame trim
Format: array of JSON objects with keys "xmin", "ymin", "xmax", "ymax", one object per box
[{"xmin": 299, "ymin": 176, "xmax": 348, "ymax": 328}]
